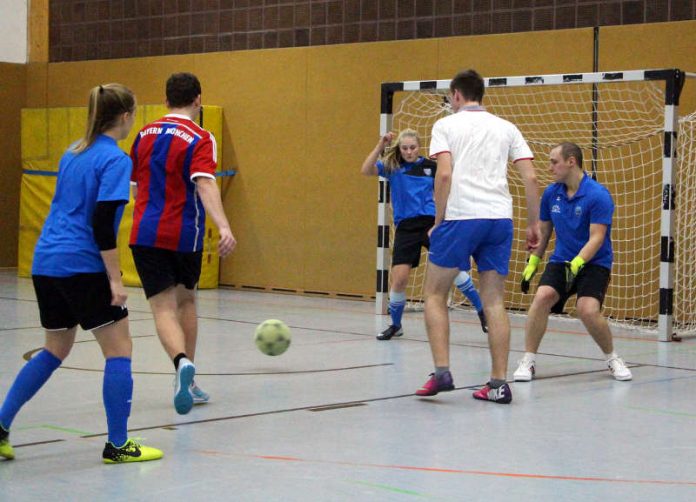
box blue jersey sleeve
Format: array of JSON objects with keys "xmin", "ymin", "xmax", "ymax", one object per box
[
  {"xmin": 589, "ymin": 187, "xmax": 614, "ymax": 225},
  {"xmin": 540, "ymin": 186, "xmax": 553, "ymax": 222},
  {"xmin": 376, "ymin": 159, "xmax": 387, "ymax": 178},
  {"xmin": 98, "ymin": 154, "xmax": 132, "ymax": 203}
]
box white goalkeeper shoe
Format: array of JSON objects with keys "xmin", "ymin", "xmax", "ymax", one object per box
[
  {"xmin": 513, "ymin": 353, "xmax": 536, "ymax": 382},
  {"xmin": 607, "ymin": 356, "xmax": 632, "ymax": 381}
]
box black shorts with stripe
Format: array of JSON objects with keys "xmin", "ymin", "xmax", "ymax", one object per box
[
  {"xmin": 539, "ymin": 262, "xmax": 611, "ymax": 314},
  {"xmin": 392, "ymin": 215, "xmax": 435, "ymax": 268},
  {"xmin": 33, "ymin": 273, "xmax": 128, "ymax": 331}
]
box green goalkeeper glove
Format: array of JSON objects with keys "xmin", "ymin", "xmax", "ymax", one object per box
[
  {"xmin": 564, "ymin": 256, "xmax": 586, "ymax": 293},
  {"xmin": 520, "ymin": 255, "xmax": 541, "ymax": 294}
]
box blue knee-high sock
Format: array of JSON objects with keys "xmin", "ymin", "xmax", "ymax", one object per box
[
  {"xmin": 455, "ymin": 272, "xmax": 483, "ymax": 312},
  {"xmin": 389, "ymin": 291, "xmax": 406, "ymax": 327},
  {"xmin": 0, "ymin": 349, "xmax": 62, "ymax": 430},
  {"xmin": 103, "ymin": 357, "xmax": 133, "ymax": 447}
]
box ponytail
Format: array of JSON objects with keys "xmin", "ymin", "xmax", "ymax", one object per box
[{"xmin": 72, "ymin": 83, "xmax": 135, "ymax": 153}]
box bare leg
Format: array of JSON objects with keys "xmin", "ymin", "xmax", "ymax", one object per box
[
  {"xmin": 478, "ymin": 271, "xmax": 509, "ymax": 381},
  {"xmin": 92, "ymin": 318, "xmax": 132, "ymax": 358},
  {"xmin": 524, "ymin": 286, "xmax": 560, "ymax": 353},
  {"xmin": 44, "ymin": 327, "xmax": 78, "ymax": 361},
  {"xmin": 576, "ymin": 296, "xmax": 614, "ymax": 354},
  {"xmin": 176, "ymin": 285, "xmax": 198, "ymax": 361},
  {"xmin": 390, "ymin": 264, "xmax": 412, "ymax": 293},
  {"xmin": 423, "ymin": 262, "xmax": 459, "ymax": 367},
  {"xmin": 148, "ymin": 287, "xmax": 187, "ymax": 359}
]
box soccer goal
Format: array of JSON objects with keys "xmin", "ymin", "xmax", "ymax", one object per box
[{"xmin": 375, "ymin": 69, "xmax": 696, "ymax": 341}]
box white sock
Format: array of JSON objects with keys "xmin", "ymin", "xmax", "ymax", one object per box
[
  {"xmin": 524, "ymin": 352, "xmax": 536, "ymax": 361},
  {"xmin": 605, "ymin": 351, "xmax": 618, "ymax": 361}
]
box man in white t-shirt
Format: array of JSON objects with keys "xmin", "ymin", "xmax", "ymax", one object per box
[{"xmin": 415, "ymin": 69, "xmax": 540, "ymax": 404}]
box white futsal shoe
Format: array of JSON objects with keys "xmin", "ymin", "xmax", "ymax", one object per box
[
  {"xmin": 607, "ymin": 356, "xmax": 632, "ymax": 381},
  {"xmin": 513, "ymin": 353, "xmax": 536, "ymax": 382}
]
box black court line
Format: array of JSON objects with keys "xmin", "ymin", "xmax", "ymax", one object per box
[
  {"xmin": 532, "ymin": 365, "xmax": 644, "ymax": 381},
  {"xmin": 12, "ymin": 312, "xmax": 696, "ymax": 374},
  {"xmin": 0, "ymin": 295, "xmax": 40, "ymax": 304},
  {"xmin": 0, "ymin": 325, "xmax": 44, "ymax": 332},
  {"xmin": 6, "ymin": 363, "xmax": 678, "ymax": 451},
  {"xmin": 40, "ymin": 362, "xmax": 394, "ymax": 376}
]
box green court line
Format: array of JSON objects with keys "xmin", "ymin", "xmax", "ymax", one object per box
[
  {"xmin": 626, "ymin": 405, "xmax": 696, "ymax": 418},
  {"xmin": 15, "ymin": 424, "xmax": 95, "ymax": 435},
  {"xmin": 347, "ymin": 479, "xmax": 434, "ymax": 498}
]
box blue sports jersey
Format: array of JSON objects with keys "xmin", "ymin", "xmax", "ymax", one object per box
[
  {"xmin": 377, "ymin": 157, "xmax": 436, "ymax": 225},
  {"xmin": 32, "ymin": 135, "xmax": 132, "ymax": 277},
  {"xmin": 540, "ymin": 173, "xmax": 614, "ymax": 269}
]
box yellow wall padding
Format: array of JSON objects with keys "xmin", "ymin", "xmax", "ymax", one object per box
[{"xmin": 18, "ymin": 105, "xmax": 224, "ymax": 289}]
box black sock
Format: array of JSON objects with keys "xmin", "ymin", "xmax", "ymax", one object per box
[{"xmin": 173, "ymin": 353, "xmax": 188, "ymax": 370}]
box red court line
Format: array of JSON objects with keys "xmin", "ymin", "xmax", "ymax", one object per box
[{"xmin": 249, "ymin": 454, "xmax": 696, "ymax": 487}]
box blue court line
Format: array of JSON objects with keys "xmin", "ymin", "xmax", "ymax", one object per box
[{"xmin": 22, "ymin": 169, "xmax": 57, "ymax": 176}]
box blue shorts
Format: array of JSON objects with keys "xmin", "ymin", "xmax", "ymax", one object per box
[{"xmin": 428, "ymin": 219, "xmax": 514, "ymax": 275}]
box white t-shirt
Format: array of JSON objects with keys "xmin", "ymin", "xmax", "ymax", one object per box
[{"xmin": 429, "ymin": 106, "xmax": 533, "ymax": 220}]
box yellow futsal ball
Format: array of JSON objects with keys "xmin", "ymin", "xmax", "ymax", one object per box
[{"xmin": 254, "ymin": 319, "xmax": 292, "ymax": 356}]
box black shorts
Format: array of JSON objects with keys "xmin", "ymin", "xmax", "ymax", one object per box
[
  {"xmin": 392, "ymin": 216, "xmax": 435, "ymax": 268},
  {"xmin": 130, "ymin": 245, "xmax": 202, "ymax": 299},
  {"xmin": 32, "ymin": 273, "xmax": 128, "ymax": 331},
  {"xmin": 539, "ymin": 262, "xmax": 611, "ymax": 314}
]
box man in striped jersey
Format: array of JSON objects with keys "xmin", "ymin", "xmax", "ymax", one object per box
[{"xmin": 130, "ymin": 72, "xmax": 236, "ymax": 415}]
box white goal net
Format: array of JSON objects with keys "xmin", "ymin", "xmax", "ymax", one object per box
[{"xmin": 381, "ymin": 72, "xmax": 696, "ymax": 338}]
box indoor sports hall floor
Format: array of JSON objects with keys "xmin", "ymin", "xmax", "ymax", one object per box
[{"xmin": 1, "ymin": 269, "xmax": 695, "ymax": 501}]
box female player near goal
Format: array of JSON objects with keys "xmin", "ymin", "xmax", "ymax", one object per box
[
  {"xmin": 361, "ymin": 129, "xmax": 487, "ymax": 340},
  {"xmin": 0, "ymin": 84, "xmax": 163, "ymax": 464}
]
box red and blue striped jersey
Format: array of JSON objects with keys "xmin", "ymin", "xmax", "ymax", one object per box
[{"xmin": 129, "ymin": 114, "xmax": 217, "ymax": 252}]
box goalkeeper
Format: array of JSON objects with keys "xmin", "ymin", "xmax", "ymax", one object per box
[{"xmin": 514, "ymin": 142, "xmax": 632, "ymax": 382}]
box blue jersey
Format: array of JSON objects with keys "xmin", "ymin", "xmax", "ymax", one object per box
[
  {"xmin": 540, "ymin": 173, "xmax": 614, "ymax": 269},
  {"xmin": 377, "ymin": 157, "xmax": 436, "ymax": 225},
  {"xmin": 33, "ymin": 135, "xmax": 132, "ymax": 277}
]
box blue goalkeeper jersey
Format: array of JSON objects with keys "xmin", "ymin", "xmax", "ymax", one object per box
[
  {"xmin": 377, "ymin": 157, "xmax": 436, "ymax": 226},
  {"xmin": 540, "ymin": 172, "xmax": 614, "ymax": 269}
]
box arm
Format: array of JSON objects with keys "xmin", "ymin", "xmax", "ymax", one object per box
[
  {"xmin": 131, "ymin": 183, "xmax": 137, "ymax": 201},
  {"xmin": 515, "ymin": 158, "xmax": 540, "ymax": 250},
  {"xmin": 563, "ymin": 223, "xmax": 608, "ymax": 291},
  {"xmin": 433, "ymin": 152, "xmax": 453, "ymax": 227},
  {"xmin": 360, "ymin": 133, "xmax": 393, "ymax": 176},
  {"xmin": 576, "ymin": 223, "xmax": 607, "ymax": 264},
  {"xmin": 520, "ymin": 220, "xmax": 554, "ymax": 293},
  {"xmin": 92, "ymin": 200, "xmax": 128, "ymax": 306},
  {"xmin": 100, "ymin": 249, "xmax": 127, "ymax": 307},
  {"xmin": 195, "ymin": 176, "xmax": 236, "ymax": 257},
  {"xmin": 532, "ymin": 220, "xmax": 554, "ymax": 259}
]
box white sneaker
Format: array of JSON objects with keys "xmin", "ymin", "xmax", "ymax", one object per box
[
  {"xmin": 607, "ymin": 356, "xmax": 632, "ymax": 381},
  {"xmin": 190, "ymin": 383, "xmax": 210, "ymax": 404},
  {"xmin": 513, "ymin": 354, "xmax": 536, "ymax": 382}
]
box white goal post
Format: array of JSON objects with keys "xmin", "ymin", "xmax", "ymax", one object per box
[{"xmin": 375, "ymin": 69, "xmax": 696, "ymax": 342}]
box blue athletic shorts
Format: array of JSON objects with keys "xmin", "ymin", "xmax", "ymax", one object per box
[{"xmin": 428, "ymin": 219, "xmax": 514, "ymax": 275}]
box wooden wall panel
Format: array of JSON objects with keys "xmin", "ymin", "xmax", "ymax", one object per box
[
  {"xmin": 22, "ymin": 22, "xmax": 691, "ymax": 297},
  {"xmin": 0, "ymin": 63, "xmax": 26, "ymax": 266},
  {"xmin": 304, "ymin": 39, "xmax": 438, "ymax": 295}
]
